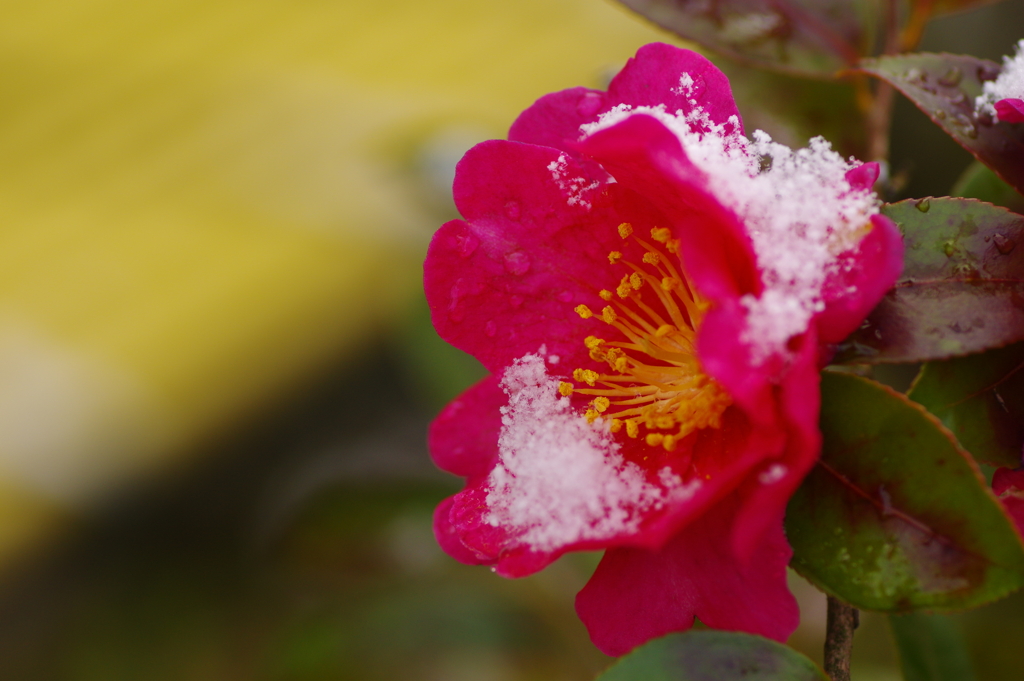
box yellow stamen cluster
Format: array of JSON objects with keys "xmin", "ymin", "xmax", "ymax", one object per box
[{"xmin": 568, "ymin": 225, "xmax": 731, "ymax": 451}]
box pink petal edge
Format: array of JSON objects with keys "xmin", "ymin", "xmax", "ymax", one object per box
[
  {"xmin": 575, "ymin": 496, "xmax": 798, "ymax": 656},
  {"xmin": 995, "ymin": 98, "xmax": 1024, "ymax": 123}
]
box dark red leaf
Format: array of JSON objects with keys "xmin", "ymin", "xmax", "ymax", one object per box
[
  {"xmin": 837, "ymin": 198, "xmax": 1024, "ymax": 363},
  {"xmin": 909, "ymin": 342, "xmax": 1024, "ymax": 468},
  {"xmin": 616, "ymin": 0, "xmax": 867, "ymax": 77},
  {"xmin": 859, "ymin": 54, "xmax": 1024, "ymax": 196},
  {"xmin": 787, "ymin": 371, "xmax": 1024, "ymax": 611}
]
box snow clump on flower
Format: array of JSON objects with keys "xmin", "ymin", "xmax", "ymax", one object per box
[
  {"xmin": 580, "ymin": 103, "xmax": 880, "ymax": 363},
  {"xmin": 976, "ymin": 38, "xmax": 1024, "ymax": 116},
  {"xmin": 485, "ymin": 352, "xmax": 697, "ymax": 552}
]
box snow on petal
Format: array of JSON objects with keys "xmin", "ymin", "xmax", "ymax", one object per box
[
  {"xmin": 547, "ymin": 152, "xmax": 604, "ymax": 209},
  {"xmin": 580, "ymin": 103, "xmax": 879, "ymax": 364},
  {"xmin": 976, "ymin": 39, "xmax": 1024, "ymax": 118},
  {"xmin": 485, "ymin": 352, "xmax": 698, "ymax": 552}
]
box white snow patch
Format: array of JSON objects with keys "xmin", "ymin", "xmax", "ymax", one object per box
[
  {"xmin": 673, "ymin": 72, "xmax": 695, "ymax": 96},
  {"xmin": 547, "ymin": 153, "xmax": 602, "ymax": 210},
  {"xmin": 976, "ymin": 39, "xmax": 1024, "ymax": 115},
  {"xmin": 485, "ymin": 353, "xmax": 699, "ymax": 552},
  {"xmin": 579, "ymin": 93, "xmax": 879, "ymax": 364}
]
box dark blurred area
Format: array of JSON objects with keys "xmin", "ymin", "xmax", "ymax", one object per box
[{"xmin": 1, "ymin": 1, "xmax": 1023, "ymax": 679}]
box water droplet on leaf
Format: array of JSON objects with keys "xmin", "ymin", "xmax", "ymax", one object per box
[
  {"xmin": 939, "ymin": 67, "xmax": 962, "ymax": 87},
  {"xmin": 942, "ymin": 240, "xmax": 956, "ymax": 257},
  {"xmin": 953, "ymin": 263, "xmax": 979, "ymax": 279},
  {"xmin": 977, "ymin": 64, "xmax": 1000, "ymax": 82},
  {"xmin": 954, "ymin": 114, "xmax": 977, "ymax": 138},
  {"xmin": 916, "ymin": 198, "xmax": 930, "ymax": 212},
  {"xmin": 993, "ymin": 233, "xmax": 1016, "ymax": 254},
  {"xmin": 905, "ymin": 67, "xmax": 925, "ymax": 83}
]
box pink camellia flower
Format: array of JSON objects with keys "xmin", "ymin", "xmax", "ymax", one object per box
[
  {"xmin": 977, "ymin": 39, "xmax": 1024, "ymax": 123},
  {"xmin": 425, "ymin": 43, "xmax": 903, "ymax": 656},
  {"xmin": 994, "ymin": 467, "xmax": 1024, "ymax": 535}
]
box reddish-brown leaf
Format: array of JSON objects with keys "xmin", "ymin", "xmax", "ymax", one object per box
[
  {"xmin": 859, "ymin": 53, "xmax": 1024, "ymax": 196},
  {"xmin": 787, "ymin": 371, "xmax": 1024, "ymax": 611},
  {"xmin": 837, "ymin": 198, "xmax": 1024, "ymax": 363},
  {"xmin": 616, "ymin": 0, "xmax": 868, "ymax": 78}
]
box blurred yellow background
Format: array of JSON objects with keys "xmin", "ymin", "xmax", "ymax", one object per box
[
  {"xmin": 2, "ymin": 1, "xmax": 1024, "ymax": 679},
  {"xmin": 0, "ymin": 0, "xmax": 666, "ymax": 561}
]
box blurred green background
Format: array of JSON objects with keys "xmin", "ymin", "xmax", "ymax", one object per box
[{"xmin": 0, "ymin": 0, "xmax": 1023, "ymax": 679}]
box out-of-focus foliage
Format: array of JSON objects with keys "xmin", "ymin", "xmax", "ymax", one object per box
[
  {"xmin": 0, "ymin": 0, "xmax": 667, "ymax": 563},
  {"xmin": 715, "ymin": 58, "xmax": 867, "ymax": 158},
  {"xmin": 595, "ymin": 631, "xmax": 827, "ymax": 681},
  {"xmin": 890, "ymin": 612, "xmax": 976, "ymax": 681},
  {"xmin": 616, "ymin": 0, "xmax": 1011, "ymax": 79},
  {"xmin": 953, "ymin": 161, "xmax": 1024, "ymax": 213},
  {"xmin": 616, "ymin": 0, "xmax": 870, "ymax": 77}
]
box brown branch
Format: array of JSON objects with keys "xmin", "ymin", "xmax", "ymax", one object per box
[
  {"xmin": 865, "ymin": 0, "xmax": 901, "ymax": 164},
  {"xmin": 900, "ymin": 0, "xmax": 937, "ymax": 52},
  {"xmin": 824, "ymin": 596, "xmax": 859, "ymax": 681},
  {"xmin": 866, "ymin": 81, "xmax": 895, "ymax": 163}
]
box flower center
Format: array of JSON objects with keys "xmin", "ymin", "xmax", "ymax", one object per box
[{"xmin": 560, "ymin": 223, "xmax": 731, "ymax": 452}]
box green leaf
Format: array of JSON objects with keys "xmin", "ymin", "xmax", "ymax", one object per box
[
  {"xmin": 615, "ymin": 0, "xmax": 869, "ymax": 78},
  {"xmin": 908, "ymin": 342, "xmax": 1024, "ymax": 467},
  {"xmin": 837, "ymin": 198, "xmax": 1024, "ymax": 363},
  {"xmin": 859, "ymin": 53, "xmax": 1024, "ymax": 196},
  {"xmin": 890, "ymin": 612, "xmax": 977, "ymax": 681},
  {"xmin": 787, "ymin": 371, "xmax": 1024, "ymax": 611},
  {"xmin": 596, "ymin": 630, "xmax": 827, "ymax": 680},
  {"xmin": 952, "ymin": 161, "xmax": 1024, "ymax": 213}
]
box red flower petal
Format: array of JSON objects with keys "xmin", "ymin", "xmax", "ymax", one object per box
[
  {"xmin": 995, "ymin": 98, "xmax": 1024, "ymax": 123},
  {"xmin": 576, "ymin": 114, "xmax": 761, "ymax": 301},
  {"xmin": 816, "ymin": 213, "xmax": 904, "ymax": 346},
  {"xmin": 427, "ymin": 375, "xmax": 503, "ymax": 479},
  {"xmin": 427, "ymin": 141, "xmax": 634, "ymax": 373},
  {"xmin": 509, "ymin": 43, "xmax": 742, "ymax": 153},
  {"xmin": 575, "ymin": 495, "xmax": 798, "ymax": 656},
  {"xmin": 993, "ymin": 467, "xmax": 1024, "ymax": 536},
  {"xmin": 433, "ymin": 496, "xmax": 492, "ymax": 566},
  {"xmin": 424, "ymin": 41, "xmax": 902, "ymax": 655}
]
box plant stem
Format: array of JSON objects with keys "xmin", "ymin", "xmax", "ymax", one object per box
[
  {"xmin": 824, "ymin": 596, "xmax": 859, "ymax": 681},
  {"xmin": 866, "ymin": 81, "xmax": 895, "ymax": 164},
  {"xmin": 869, "ymin": 0, "xmax": 902, "ymax": 165},
  {"xmin": 900, "ymin": 0, "xmax": 936, "ymax": 52}
]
